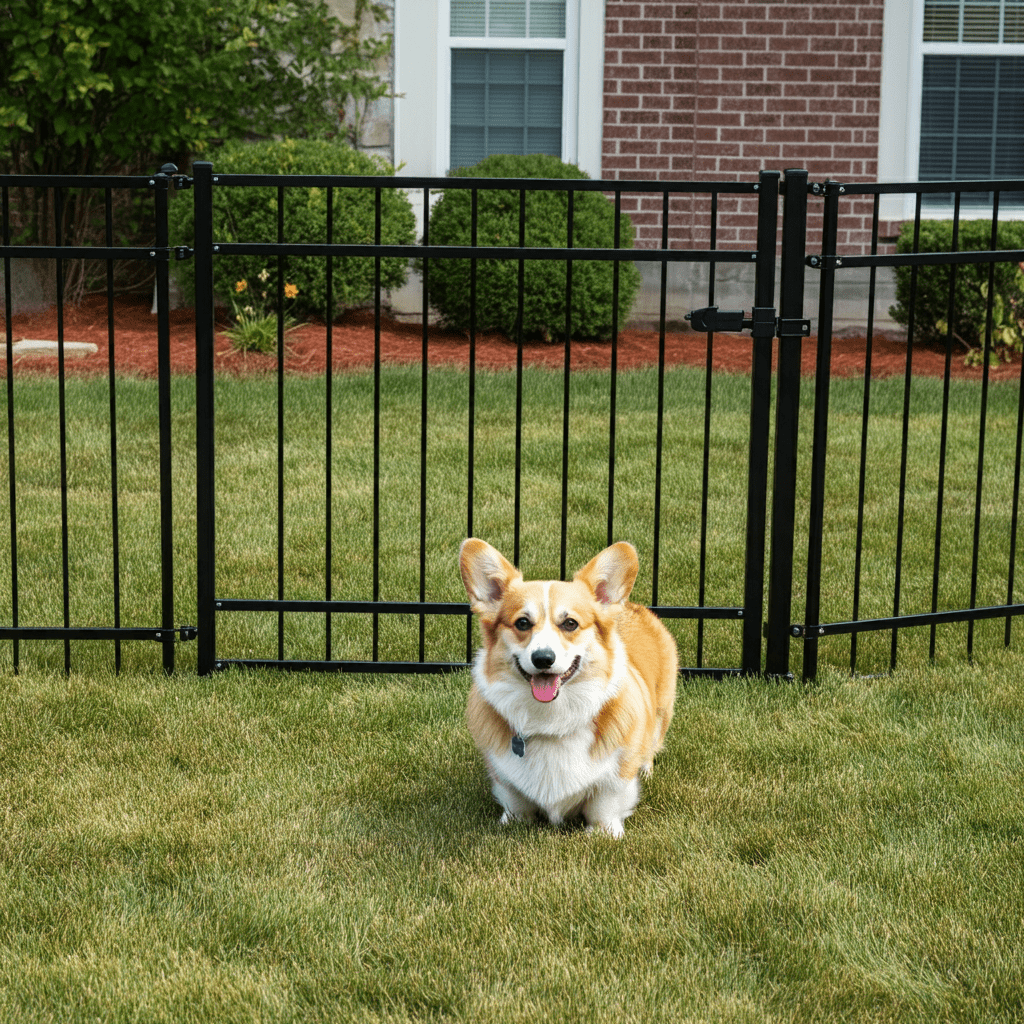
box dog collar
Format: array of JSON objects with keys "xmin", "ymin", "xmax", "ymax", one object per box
[{"xmin": 511, "ymin": 734, "xmax": 526, "ymax": 757}]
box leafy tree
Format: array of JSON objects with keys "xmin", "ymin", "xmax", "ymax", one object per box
[{"xmin": 0, "ymin": 0, "xmax": 392, "ymax": 294}]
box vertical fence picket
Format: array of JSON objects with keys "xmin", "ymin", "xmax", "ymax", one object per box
[
  {"xmin": 154, "ymin": 170, "xmax": 175, "ymax": 673},
  {"xmin": 419, "ymin": 187, "xmax": 430, "ymax": 663},
  {"xmin": 104, "ymin": 187, "xmax": 122, "ymax": 673},
  {"xmin": 560, "ymin": 190, "xmax": 573, "ymax": 581},
  {"xmin": 194, "ymin": 161, "xmax": 217, "ymax": 676},
  {"xmin": 2, "ymin": 184, "xmax": 17, "ymax": 672},
  {"xmin": 325, "ymin": 186, "xmax": 335, "ymax": 661},
  {"xmin": 513, "ymin": 188, "xmax": 525, "ymax": 568},
  {"xmin": 606, "ymin": 190, "xmax": 621, "ymax": 549},
  {"xmin": 465, "ymin": 187, "xmax": 478, "ymax": 663},
  {"xmin": 54, "ymin": 186, "xmax": 71, "ymax": 674},
  {"xmin": 651, "ymin": 190, "xmax": 669, "ymax": 607},
  {"xmin": 929, "ymin": 193, "xmax": 961, "ymax": 661},
  {"xmin": 801, "ymin": 180, "xmax": 840, "ymax": 681},
  {"xmin": 372, "ymin": 187, "xmax": 382, "ymax": 662},
  {"xmin": 890, "ymin": 194, "xmax": 924, "ymax": 671},
  {"xmin": 967, "ymin": 197, "xmax": 1001, "ymax": 659},
  {"xmin": 696, "ymin": 191, "xmax": 719, "ymax": 669}
]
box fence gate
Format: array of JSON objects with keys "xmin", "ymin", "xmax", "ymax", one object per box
[
  {"xmin": 190, "ymin": 163, "xmax": 803, "ymax": 679},
  {"xmin": 793, "ymin": 177, "xmax": 1024, "ymax": 680}
]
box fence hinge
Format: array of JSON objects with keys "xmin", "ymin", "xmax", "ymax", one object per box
[
  {"xmin": 808, "ymin": 182, "xmax": 846, "ymax": 198},
  {"xmin": 684, "ymin": 306, "xmax": 811, "ymax": 339}
]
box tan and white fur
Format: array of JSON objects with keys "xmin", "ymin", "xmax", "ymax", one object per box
[{"xmin": 460, "ymin": 538, "xmax": 678, "ymax": 837}]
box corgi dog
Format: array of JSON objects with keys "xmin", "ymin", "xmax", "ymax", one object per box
[{"xmin": 459, "ymin": 538, "xmax": 678, "ymax": 837}]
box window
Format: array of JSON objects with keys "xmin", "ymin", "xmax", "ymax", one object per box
[
  {"xmin": 394, "ymin": 0, "xmax": 601, "ymax": 179},
  {"xmin": 445, "ymin": 0, "xmax": 575, "ymax": 171},
  {"xmin": 917, "ymin": 0, "xmax": 1024, "ymax": 207}
]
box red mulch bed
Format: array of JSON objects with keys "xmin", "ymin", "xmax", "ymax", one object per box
[{"xmin": 3, "ymin": 293, "xmax": 1021, "ymax": 381}]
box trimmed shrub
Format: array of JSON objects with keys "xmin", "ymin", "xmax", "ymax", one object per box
[
  {"xmin": 169, "ymin": 138, "xmax": 415, "ymax": 319},
  {"xmin": 888, "ymin": 219, "xmax": 1024, "ymax": 353},
  {"xmin": 422, "ymin": 153, "xmax": 641, "ymax": 341}
]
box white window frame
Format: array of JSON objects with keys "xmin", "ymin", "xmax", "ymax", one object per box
[
  {"xmin": 880, "ymin": 0, "xmax": 1024, "ymax": 220},
  {"xmin": 436, "ymin": 0, "xmax": 580, "ymax": 174}
]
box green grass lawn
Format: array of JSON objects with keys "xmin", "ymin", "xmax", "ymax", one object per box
[
  {"xmin": 0, "ymin": 658, "xmax": 1021, "ymax": 1022},
  {"xmin": 2, "ymin": 363, "xmax": 1023, "ymax": 1021}
]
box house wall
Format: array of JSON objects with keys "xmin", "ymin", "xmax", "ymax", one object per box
[
  {"xmin": 326, "ymin": 0, "xmax": 395, "ymax": 160},
  {"xmin": 602, "ymin": 0, "xmax": 887, "ymax": 255}
]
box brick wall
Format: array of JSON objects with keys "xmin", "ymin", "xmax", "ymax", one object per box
[{"xmin": 602, "ymin": 0, "xmax": 886, "ymax": 254}]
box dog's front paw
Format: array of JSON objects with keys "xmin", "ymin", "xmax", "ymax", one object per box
[
  {"xmin": 585, "ymin": 820, "xmax": 625, "ymax": 839},
  {"xmin": 499, "ymin": 808, "xmax": 537, "ymax": 826}
]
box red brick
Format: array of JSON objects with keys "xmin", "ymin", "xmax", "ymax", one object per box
[{"xmin": 621, "ymin": 79, "xmax": 666, "ymax": 94}]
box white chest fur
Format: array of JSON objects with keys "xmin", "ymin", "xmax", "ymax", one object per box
[
  {"xmin": 488, "ymin": 727, "xmax": 623, "ymax": 820},
  {"xmin": 472, "ymin": 652, "xmax": 630, "ymax": 825}
]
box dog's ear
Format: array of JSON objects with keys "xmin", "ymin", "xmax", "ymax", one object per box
[
  {"xmin": 574, "ymin": 542, "xmax": 639, "ymax": 605},
  {"xmin": 460, "ymin": 539, "xmax": 521, "ymax": 613}
]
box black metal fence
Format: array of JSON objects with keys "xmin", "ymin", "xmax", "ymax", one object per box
[{"xmin": 3, "ymin": 164, "xmax": 1024, "ymax": 680}]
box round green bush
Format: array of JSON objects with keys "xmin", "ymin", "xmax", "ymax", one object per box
[
  {"xmin": 422, "ymin": 153, "xmax": 641, "ymax": 341},
  {"xmin": 889, "ymin": 218, "xmax": 1024, "ymax": 351},
  {"xmin": 169, "ymin": 138, "xmax": 415, "ymax": 319}
]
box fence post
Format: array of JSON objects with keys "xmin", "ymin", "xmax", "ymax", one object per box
[
  {"xmin": 741, "ymin": 170, "xmax": 780, "ymax": 674},
  {"xmin": 764, "ymin": 169, "xmax": 808, "ymax": 677},
  {"xmin": 193, "ymin": 162, "xmax": 217, "ymax": 675}
]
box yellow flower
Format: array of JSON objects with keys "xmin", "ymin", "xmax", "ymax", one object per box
[
  {"xmin": 235, "ymin": 280, "xmax": 247, "ymax": 293},
  {"xmin": 284, "ymin": 283, "xmax": 299, "ymax": 299}
]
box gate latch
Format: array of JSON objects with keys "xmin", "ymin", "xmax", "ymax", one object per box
[{"xmin": 685, "ymin": 306, "xmax": 811, "ymax": 338}]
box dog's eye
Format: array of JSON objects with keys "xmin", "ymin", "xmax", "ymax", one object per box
[
  {"xmin": 514, "ymin": 617, "xmax": 532, "ymax": 631},
  {"xmin": 560, "ymin": 618, "xmax": 579, "ymax": 633}
]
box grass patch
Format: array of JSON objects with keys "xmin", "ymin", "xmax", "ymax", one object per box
[{"xmin": 0, "ymin": 659, "xmax": 1021, "ymax": 1021}]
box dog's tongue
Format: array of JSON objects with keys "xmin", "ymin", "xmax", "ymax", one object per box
[{"xmin": 530, "ymin": 674, "xmax": 560, "ymax": 702}]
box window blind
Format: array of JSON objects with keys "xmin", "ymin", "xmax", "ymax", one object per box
[
  {"xmin": 919, "ymin": 54, "xmax": 1024, "ymax": 205},
  {"xmin": 450, "ymin": 49, "xmax": 563, "ymax": 169},
  {"xmin": 923, "ymin": 0, "xmax": 1024, "ymax": 44},
  {"xmin": 451, "ymin": 0, "xmax": 566, "ymax": 39}
]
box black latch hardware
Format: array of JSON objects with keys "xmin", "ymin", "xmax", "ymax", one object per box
[
  {"xmin": 685, "ymin": 306, "xmax": 811, "ymax": 338},
  {"xmin": 174, "ymin": 246, "xmax": 194, "ymax": 261},
  {"xmin": 156, "ymin": 625, "xmax": 198, "ymax": 643}
]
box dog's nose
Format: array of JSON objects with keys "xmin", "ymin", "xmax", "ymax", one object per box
[{"xmin": 531, "ymin": 648, "xmax": 556, "ymax": 671}]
